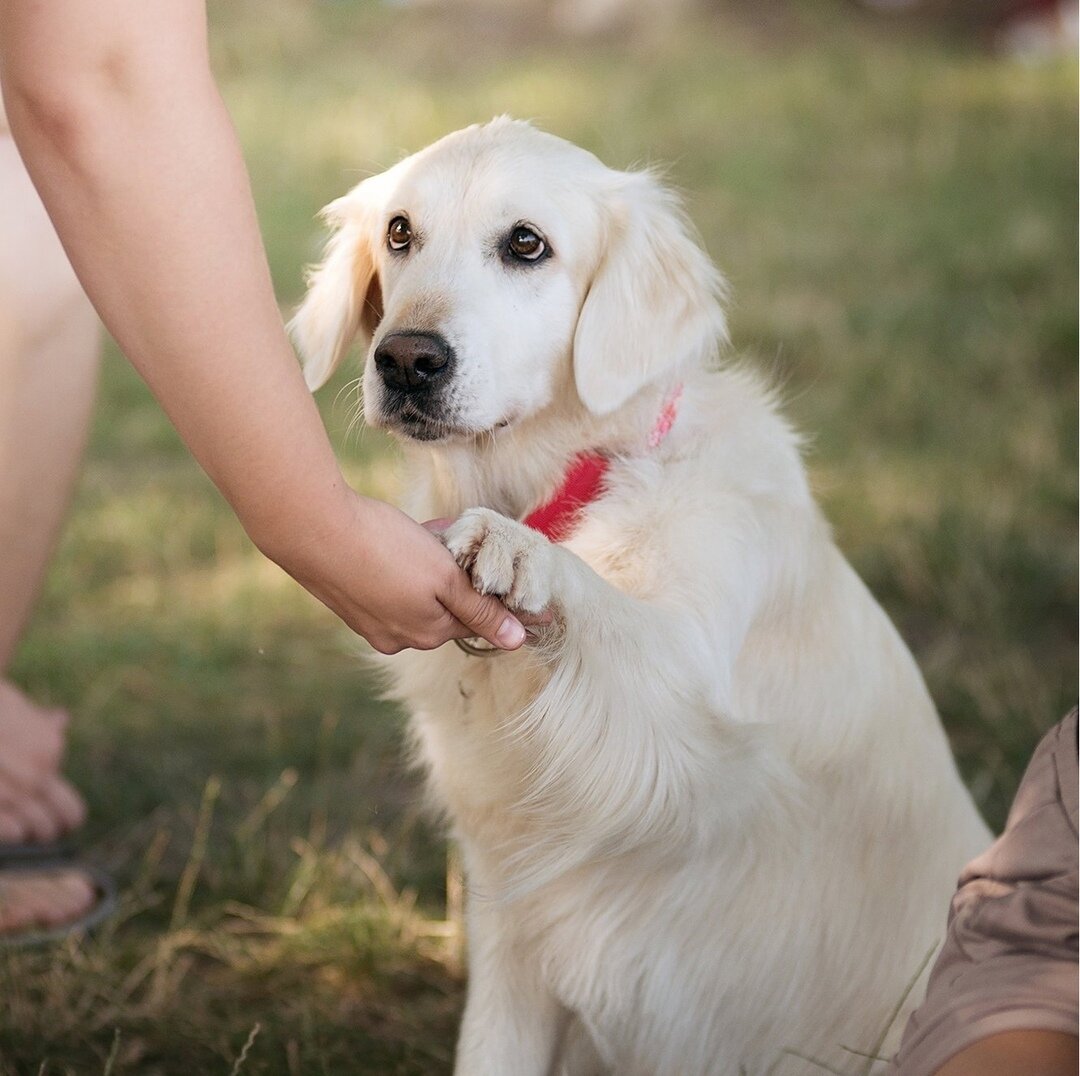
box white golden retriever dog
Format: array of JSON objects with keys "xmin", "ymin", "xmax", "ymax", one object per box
[{"xmin": 290, "ymin": 118, "xmax": 991, "ymax": 1075}]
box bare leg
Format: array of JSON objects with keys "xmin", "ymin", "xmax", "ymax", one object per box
[
  {"xmin": 0, "ymin": 127, "xmax": 102, "ymax": 932},
  {"xmin": 934, "ymin": 1030, "xmax": 1078, "ymax": 1076},
  {"xmin": 0, "ymin": 133, "xmax": 101, "ymax": 672}
]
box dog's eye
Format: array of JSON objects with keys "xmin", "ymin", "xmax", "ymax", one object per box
[
  {"xmin": 507, "ymin": 225, "xmax": 547, "ymax": 262},
  {"xmin": 387, "ymin": 216, "xmax": 412, "ymax": 252}
]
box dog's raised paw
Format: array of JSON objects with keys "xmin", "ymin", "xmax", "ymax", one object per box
[{"xmin": 443, "ymin": 508, "xmax": 556, "ymax": 614}]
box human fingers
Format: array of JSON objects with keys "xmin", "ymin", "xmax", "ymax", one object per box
[
  {"xmin": 439, "ymin": 568, "xmax": 525, "ymax": 651},
  {"xmin": 517, "ymin": 609, "xmax": 554, "ymax": 629},
  {"xmin": 421, "ymin": 517, "xmax": 454, "ymax": 534}
]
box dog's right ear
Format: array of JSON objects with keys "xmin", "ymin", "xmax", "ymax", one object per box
[{"xmin": 288, "ymin": 192, "xmax": 383, "ymax": 391}]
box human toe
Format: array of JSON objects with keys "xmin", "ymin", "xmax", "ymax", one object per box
[
  {"xmin": 0, "ymin": 868, "xmax": 97, "ymax": 933},
  {"xmin": 8, "ymin": 795, "xmax": 63, "ymax": 844},
  {"xmin": 39, "ymin": 774, "xmax": 87, "ymax": 834},
  {"xmin": 0, "ymin": 809, "xmax": 28, "ymax": 844}
]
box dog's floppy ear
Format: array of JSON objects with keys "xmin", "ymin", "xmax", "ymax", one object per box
[
  {"xmin": 573, "ymin": 171, "xmax": 728, "ymax": 416},
  {"xmin": 288, "ymin": 191, "xmax": 383, "ymax": 391}
]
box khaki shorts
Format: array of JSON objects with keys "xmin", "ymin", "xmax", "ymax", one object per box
[{"xmin": 889, "ymin": 709, "xmax": 1079, "ymax": 1075}]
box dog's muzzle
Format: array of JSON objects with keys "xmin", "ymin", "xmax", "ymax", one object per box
[
  {"xmin": 374, "ymin": 331, "xmax": 455, "ymax": 394},
  {"xmin": 372, "ymin": 331, "xmax": 459, "ymax": 440}
]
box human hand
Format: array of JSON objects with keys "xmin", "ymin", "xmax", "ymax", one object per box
[
  {"xmin": 422, "ymin": 517, "xmax": 556, "ymax": 630},
  {"xmin": 272, "ymin": 490, "xmax": 527, "ymax": 655}
]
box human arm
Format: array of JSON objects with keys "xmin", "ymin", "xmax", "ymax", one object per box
[{"xmin": 0, "ymin": 0, "xmax": 524, "ymax": 654}]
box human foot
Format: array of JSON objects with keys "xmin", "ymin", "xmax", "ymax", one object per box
[
  {"xmin": 0, "ymin": 866, "xmax": 97, "ymax": 935},
  {"xmin": 0, "ymin": 679, "xmax": 87, "ymax": 845},
  {"xmin": 0, "ymin": 681, "xmax": 103, "ymax": 941}
]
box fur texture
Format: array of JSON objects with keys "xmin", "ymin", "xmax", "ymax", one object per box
[{"xmin": 290, "ymin": 118, "xmax": 991, "ymax": 1075}]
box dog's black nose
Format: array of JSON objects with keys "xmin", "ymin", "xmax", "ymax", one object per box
[{"xmin": 374, "ymin": 332, "xmax": 454, "ymax": 393}]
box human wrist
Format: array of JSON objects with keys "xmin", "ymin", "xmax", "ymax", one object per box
[{"xmin": 240, "ymin": 470, "xmax": 360, "ymax": 578}]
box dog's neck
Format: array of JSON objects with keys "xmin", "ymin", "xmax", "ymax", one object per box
[{"xmin": 399, "ymin": 375, "xmax": 689, "ymax": 526}]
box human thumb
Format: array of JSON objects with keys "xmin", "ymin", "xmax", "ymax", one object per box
[{"xmin": 444, "ymin": 572, "xmax": 526, "ymax": 651}]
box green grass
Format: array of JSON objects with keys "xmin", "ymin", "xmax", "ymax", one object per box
[{"xmin": 2, "ymin": 2, "xmax": 1076, "ymax": 1072}]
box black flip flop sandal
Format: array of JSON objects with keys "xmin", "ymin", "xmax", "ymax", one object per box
[
  {"xmin": 0, "ymin": 840, "xmax": 77, "ymax": 864},
  {"xmin": 0, "ymin": 852, "xmax": 119, "ymax": 950}
]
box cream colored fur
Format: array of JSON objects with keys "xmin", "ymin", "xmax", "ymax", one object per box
[{"xmin": 290, "ymin": 118, "xmax": 991, "ymax": 1075}]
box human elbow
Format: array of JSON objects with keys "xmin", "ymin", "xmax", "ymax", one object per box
[
  {"xmin": 1, "ymin": 72, "xmax": 100, "ymax": 159},
  {"xmin": 2, "ymin": 44, "xmax": 154, "ymax": 160}
]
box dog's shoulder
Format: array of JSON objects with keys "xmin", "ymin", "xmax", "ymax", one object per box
[{"xmin": 686, "ymin": 363, "xmax": 810, "ymax": 502}]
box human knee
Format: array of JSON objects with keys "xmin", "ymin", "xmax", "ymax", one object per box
[{"xmin": 0, "ymin": 137, "xmax": 90, "ymax": 336}]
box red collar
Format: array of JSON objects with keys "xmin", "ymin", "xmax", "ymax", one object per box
[{"xmin": 522, "ymin": 384, "xmax": 683, "ymax": 542}]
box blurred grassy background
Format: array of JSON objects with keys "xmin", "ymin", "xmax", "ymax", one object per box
[{"xmin": 2, "ymin": 1, "xmax": 1076, "ymax": 1072}]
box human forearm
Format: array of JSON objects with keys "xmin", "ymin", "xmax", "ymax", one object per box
[{"xmin": 0, "ymin": 1, "xmax": 339, "ymax": 556}]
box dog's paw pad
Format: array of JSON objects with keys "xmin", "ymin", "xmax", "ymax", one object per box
[{"xmin": 444, "ymin": 508, "xmax": 555, "ymax": 614}]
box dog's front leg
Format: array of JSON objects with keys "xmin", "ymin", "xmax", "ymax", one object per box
[
  {"xmin": 455, "ymin": 899, "xmax": 568, "ymax": 1076},
  {"xmin": 442, "ymin": 505, "xmax": 750, "ymax": 705},
  {"xmin": 444, "ymin": 508, "xmax": 781, "ymax": 850}
]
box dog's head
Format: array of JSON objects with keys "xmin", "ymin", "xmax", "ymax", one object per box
[{"xmin": 290, "ymin": 118, "xmax": 727, "ymax": 442}]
